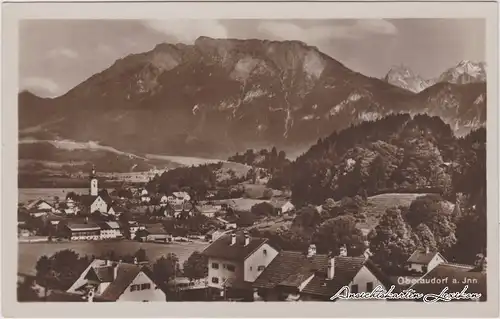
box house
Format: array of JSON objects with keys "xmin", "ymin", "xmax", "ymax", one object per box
[
  {"xmin": 166, "ymin": 202, "xmax": 195, "ymax": 218},
  {"xmin": 410, "ymin": 262, "xmax": 486, "ymax": 301},
  {"xmin": 406, "ymin": 248, "xmax": 447, "ymax": 273},
  {"xmin": 218, "ymin": 218, "xmax": 237, "ymax": 230},
  {"xmin": 66, "ymin": 259, "xmax": 167, "ymax": 302},
  {"xmin": 269, "ymin": 199, "xmax": 295, "ymax": 215},
  {"xmin": 195, "ymin": 204, "xmax": 222, "ymax": 218},
  {"xmin": 253, "ymin": 244, "xmax": 392, "ymax": 301},
  {"xmin": 140, "ymin": 189, "xmax": 151, "ymax": 203},
  {"xmin": 142, "ymin": 224, "xmax": 172, "ymax": 242},
  {"xmin": 202, "ymin": 231, "xmax": 280, "ymax": 300},
  {"xmin": 63, "ymin": 222, "xmax": 101, "ymax": 241},
  {"xmin": 205, "ymin": 229, "xmax": 229, "ymax": 242},
  {"xmin": 127, "ymin": 221, "xmax": 145, "ymax": 240},
  {"xmin": 25, "ymin": 200, "xmax": 55, "ymax": 217},
  {"xmin": 99, "ymin": 221, "xmax": 123, "ymax": 240}
]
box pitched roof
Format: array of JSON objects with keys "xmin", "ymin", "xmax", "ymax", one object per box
[
  {"xmin": 202, "ymin": 233, "xmax": 269, "ymax": 262},
  {"xmin": 85, "ymin": 266, "xmax": 114, "ymax": 283},
  {"xmin": 411, "ymin": 263, "xmax": 486, "ymax": 301},
  {"xmin": 253, "ymin": 251, "xmax": 328, "ymax": 289},
  {"xmin": 302, "ymin": 257, "xmax": 391, "ymax": 297},
  {"xmin": 99, "ymin": 263, "xmax": 145, "ymax": 301},
  {"xmin": 66, "ymin": 222, "xmax": 101, "ymax": 231},
  {"xmin": 407, "ymin": 249, "xmax": 447, "ymax": 265}
]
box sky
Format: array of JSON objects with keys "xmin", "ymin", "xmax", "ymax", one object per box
[{"xmin": 19, "ymin": 19, "xmax": 485, "ymax": 98}]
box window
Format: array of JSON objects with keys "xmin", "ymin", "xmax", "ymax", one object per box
[
  {"xmin": 422, "ymin": 265, "xmax": 428, "ymax": 273},
  {"xmin": 130, "ymin": 284, "xmax": 140, "ymax": 292},
  {"xmin": 351, "ymin": 284, "xmax": 359, "ymax": 293},
  {"xmin": 212, "ymin": 277, "xmax": 219, "ymax": 284},
  {"xmin": 212, "ymin": 262, "xmax": 219, "ymax": 269},
  {"xmin": 367, "ymin": 282, "xmax": 373, "ymax": 292},
  {"xmin": 226, "ymin": 264, "xmax": 236, "ymax": 272},
  {"xmin": 141, "ymin": 283, "xmax": 151, "ymax": 290},
  {"xmin": 257, "ymin": 265, "xmax": 265, "ymax": 271},
  {"xmin": 250, "ymin": 266, "xmax": 253, "ymax": 271},
  {"xmin": 263, "ymin": 249, "xmax": 267, "ymax": 255}
]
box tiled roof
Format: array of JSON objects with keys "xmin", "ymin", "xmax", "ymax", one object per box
[
  {"xmin": 85, "ymin": 266, "xmax": 114, "ymax": 283},
  {"xmin": 253, "ymin": 251, "xmax": 328, "ymax": 289},
  {"xmin": 67, "ymin": 222, "xmax": 101, "ymax": 231},
  {"xmin": 411, "ymin": 263, "xmax": 486, "ymax": 301},
  {"xmin": 202, "ymin": 233, "xmax": 269, "ymax": 262},
  {"xmin": 407, "ymin": 250, "xmax": 446, "ymax": 265},
  {"xmin": 99, "ymin": 263, "xmax": 160, "ymax": 301},
  {"xmin": 302, "ymin": 257, "xmax": 390, "ymax": 297}
]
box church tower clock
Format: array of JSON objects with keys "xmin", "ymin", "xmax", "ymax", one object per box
[{"xmin": 90, "ymin": 165, "xmax": 98, "ymax": 196}]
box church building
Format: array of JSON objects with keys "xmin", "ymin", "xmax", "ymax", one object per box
[{"xmin": 80, "ymin": 166, "xmax": 116, "ymax": 215}]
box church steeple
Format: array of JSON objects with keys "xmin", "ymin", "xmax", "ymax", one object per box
[{"xmin": 90, "ymin": 165, "xmax": 98, "ymax": 196}]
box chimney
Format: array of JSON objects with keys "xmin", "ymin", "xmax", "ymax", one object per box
[
  {"xmin": 114, "ymin": 260, "xmax": 121, "ymax": 280},
  {"xmin": 244, "ymin": 231, "xmax": 250, "ymax": 246},
  {"xmin": 327, "ymin": 256, "xmax": 335, "ymax": 280},
  {"xmin": 230, "ymin": 233, "xmax": 236, "ymax": 245},
  {"xmin": 87, "ymin": 287, "xmax": 95, "ymax": 302},
  {"xmin": 339, "ymin": 245, "xmax": 347, "ymax": 257},
  {"xmin": 307, "ymin": 244, "xmax": 317, "ymax": 258}
]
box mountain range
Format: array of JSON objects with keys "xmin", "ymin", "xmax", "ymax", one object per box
[
  {"xmin": 383, "ymin": 60, "xmax": 486, "ymax": 93},
  {"xmin": 19, "ymin": 37, "xmax": 486, "ymax": 160}
]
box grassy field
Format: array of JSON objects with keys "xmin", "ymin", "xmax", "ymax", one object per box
[
  {"xmin": 18, "ymin": 240, "xmax": 209, "ymax": 276},
  {"xmin": 359, "ymin": 193, "xmax": 433, "ymax": 230}
]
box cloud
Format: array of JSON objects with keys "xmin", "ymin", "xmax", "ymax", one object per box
[
  {"xmin": 47, "ymin": 47, "xmax": 79, "ymax": 59},
  {"xmin": 143, "ymin": 20, "xmax": 228, "ymax": 43},
  {"xmin": 258, "ymin": 19, "xmax": 397, "ymax": 45},
  {"xmin": 21, "ymin": 76, "xmax": 61, "ymax": 97}
]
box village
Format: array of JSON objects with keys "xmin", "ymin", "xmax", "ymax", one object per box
[{"xmin": 17, "ymin": 164, "xmax": 487, "ymax": 303}]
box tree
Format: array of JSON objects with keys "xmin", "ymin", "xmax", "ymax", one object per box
[
  {"xmin": 134, "ymin": 248, "xmax": 148, "ymax": 262},
  {"xmin": 367, "ymin": 155, "xmax": 387, "ymax": 193},
  {"xmin": 413, "ymin": 223, "xmax": 437, "ymax": 252},
  {"xmin": 35, "ymin": 255, "xmax": 51, "ymax": 299},
  {"xmin": 312, "ymin": 215, "xmax": 365, "ymax": 256},
  {"xmin": 369, "ymin": 208, "xmax": 417, "ymax": 271},
  {"xmin": 262, "ymin": 188, "xmax": 274, "ymax": 200},
  {"xmin": 152, "ymin": 254, "xmax": 180, "ymax": 284},
  {"xmin": 183, "ymin": 251, "xmax": 208, "ymax": 281},
  {"xmin": 118, "ymin": 211, "xmax": 132, "ymax": 239},
  {"xmin": 17, "ymin": 277, "xmax": 39, "ymax": 302},
  {"xmin": 251, "ymin": 202, "xmax": 276, "ymax": 217}
]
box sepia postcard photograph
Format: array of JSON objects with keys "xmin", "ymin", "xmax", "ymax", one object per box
[{"xmin": 1, "ymin": 1, "xmax": 499, "ymax": 318}]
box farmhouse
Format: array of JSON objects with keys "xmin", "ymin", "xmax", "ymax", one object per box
[
  {"xmin": 406, "ymin": 248, "xmax": 447, "ymax": 274},
  {"xmin": 141, "ymin": 224, "xmax": 172, "ymax": 242},
  {"xmin": 63, "ymin": 222, "xmax": 101, "ymax": 241},
  {"xmin": 66, "ymin": 259, "xmax": 167, "ymax": 302},
  {"xmin": 99, "ymin": 221, "xmax": 123, "ymax": 240},
  {"xmin": 253, "ymin": 245, "xmax": 392, "ymax": 301},
  {"xmin": 269, "ymin": 198, "xmax": 295, "ymax": 215},
  {"xmin": 202, "ymin": 232, "xmax": 279, "ymax": 300}
]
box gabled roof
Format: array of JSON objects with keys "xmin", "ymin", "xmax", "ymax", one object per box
[
  {"xmin": 407, "ymin": 249, "xmax": 447, "ymax": 265},
  {"xmin": 202, "ymin": 233, "xmax": 270, "ymax": 262},
  {"xmin": 253, "ymin": 251, "xmax": 328, "ymax": 290},
  {"xmin": 99, "ymin": 263, "xmax": 145, "ymax": 301},
  {"xmin": 26, "ymin": 199, "xmax": 53, "ymax": 210},
  {"xmin": 411, "ymin": 263, "xmax": 486, "ymax": 301},
  {"xmin": 66, "ymin": 222, "xmax": 101, "ymax": 231},
  {"xmin": 302, "ymin": 257, "xmax": 392, "ymax": 297}
]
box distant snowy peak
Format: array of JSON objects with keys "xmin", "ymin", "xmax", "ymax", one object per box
[
  {"xmin": 384, "ymin": 60, "xmax": 486, "ymax": 93},
  {"xmin": 384, "ymin": 65, "xmax": 434, "ymax": 93},
  {"xmin": 438, "ymin": 60, "xmax": 486, "ymax": 85}
]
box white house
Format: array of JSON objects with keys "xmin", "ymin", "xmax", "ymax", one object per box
[
  {"xmin": 202, "ymin": 232, "xmax": 279, "ymax": 299},
  {"xmin": 66, "ymin": 259, "xmax": 167, "ymax": 302},
  {"xmin": 406, "ymin": 248, "xmax": 447, "ymax": 274},
  {"xmin": 99, "ymin": 221, "xmax": 123, "ymax": 239},
  {"xmin": 254, "ymin": 244, "xmax": 392, "ymax": 301},
  {"xmin": 128, "ymin": 221, "xmax": 145, "ymax": 240},
  {"xmin": 270, "ymin": 199, "xmax": 295, "ymax": 215},
  {"xmin": 167, "ymin": 192, "xmax": 191, "ymax": 206},
  {"xmin": 140, "ymin": 189, "xmax": 151, "ymax": 203}
]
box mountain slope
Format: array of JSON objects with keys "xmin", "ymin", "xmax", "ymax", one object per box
[
  {"xmin": 19, "ymin": 37, "xmax": 486, "ymax": 158},
  {"xmin": 383, "ymin": 65, "xmax": 434, "ymax": 93}
]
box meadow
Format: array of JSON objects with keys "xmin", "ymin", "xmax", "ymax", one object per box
[{"xmin": 18, "ymin": 240, "xmax": 209, "ymax": 276}]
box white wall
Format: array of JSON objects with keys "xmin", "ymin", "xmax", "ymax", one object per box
[
  {"xmin": 428, "ymin": 254, "xmax": 446, "ymax": 272},
  {"xmin": 348, "ymin": 265, "xmax": 384, "ymax": 293},
  {"xmin": 117, "ymin": 272, "xmax": 166, "ymax": 302},
  {"xmin": 91, "ymin": 196, "xmax": 108, "ymax": 213},
  {"xmin": 207, "ymin": 257, "xmax": 243, "ymax": 289},
  {"xmin": 243, "ymin": 243, "xmax": 279, "ymax": 283}
]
